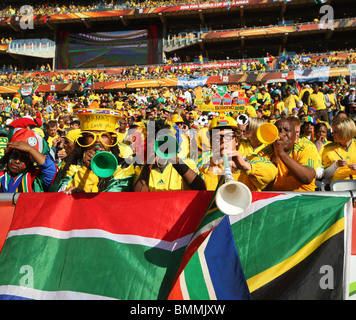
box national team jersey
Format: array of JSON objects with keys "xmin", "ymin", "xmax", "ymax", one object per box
[
  {"xmin": 0, "ymin": 136, "xmax": 8, "ymax": 158},
  {"xmin": 322, "ymin": 139, "xmax": 356, "ymax": 181},
  {"xmin": 199, "ymin": 165, "xmax": 239, "ymax": 191},
  {"xmin": 65, "ymin": 164, "xmax": 134, "ymax": 192},
  {"xmin": 259, "ymin": 141, "xmax": 318, "ymax": 191},
  {"xmin": 199, "ymin": 154, "xmax": 277, "ymax": 192},
  {"xmin": 238, "ymin": 140, "xmax": 268, "ymax": 158},
  {"xmin": 148, "ymin": 160, "xmax": 198, "ymax": 191},
  {"xmin": 298, "ymin": 138, "xmax": 323, "ymax": 169}
]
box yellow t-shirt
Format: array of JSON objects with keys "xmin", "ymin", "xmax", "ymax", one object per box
[
  {"xmin": 238, "ymin": 140, "xmax": 268, "ymax": 158},
  {"xmin": 271, "ymin": 101, "xmax": 285, "ymax": 114},
  {"xmin": 259, "ymin": 142, "xmax": 318, "ymax": 191},
  {"xmin": 322, "ymin": 139, "xmax": 356, "ymax": 181},
  {"xmin": 199, "ymin": 154, "xmax": 277, "ymax": 192},
  {"xmin": 117, "ymin": 131, "xmax": 127, "ymax": 143},
  {"xmin": 238, "ymin": 154, "xmax": 278, "ymax": 191},
  {"xmin": 148, "ymin": 160, "xmax": 198, "ymax": 191},
  {"xmin": 308, "ymin": 92, "xmax": 326, "ymax": 111},
  {"xmin": 283, "ymin": 94, "xmax": 300, "ymax": 114},
  {"xmin": 66, "ymin": 164, "xmax": 134, "ymax": 192},
  {"xmin": 199, "ymin": 165, "xmax": 239, "ymax": 192}
]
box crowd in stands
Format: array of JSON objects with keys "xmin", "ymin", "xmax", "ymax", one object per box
[
  {"xmin": 0, "ymin": 38, "xmax": 12, "ymax": 44},
  {"xmin": 0, "ymin": 77, "xmax": 356, "ymax": 194},
  {"xmin": 0, "ymin": 0, "xmax": 232, "ymax": 17},
  {"xmin": 0, "ymin": 50, "xmax": 355, "ymax": 88}
]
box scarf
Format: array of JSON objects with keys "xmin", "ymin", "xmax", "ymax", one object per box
[{"xmin": 0, "ymin": 171, "xmax": 33, "ymax": 193}]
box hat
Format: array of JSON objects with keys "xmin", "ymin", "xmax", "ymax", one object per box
[
  {"xmin": 9, "ymin": 128, "xmax": 50, "ymax": 154},
  {"xmin": 209, "ymin": 114, "xmax": 238, "ymax": 131},
  {"xmin": 65, "ymin": 129, "xmax": 82, "ymax": 143},
  {"xmin": 170, "ymin": 114, "xmax": 184, "ymax": 123},
  {"xmin": 9, "ymin": 117, "xmax": 38, "ymax": 129},
  {"xmin": 32, "ymin": 127, "xmax": 45, "ymax": 138},
  {"xmin": 308, "ymin": 107, "xmax": 317, "ymax": 114},
  {"xmin": 74, "ymin": 108, "xmax": 122, "ymax": 132},
  {"xmin": 303, "ymin": 116, "xmax": 316, "ymax": 125}
]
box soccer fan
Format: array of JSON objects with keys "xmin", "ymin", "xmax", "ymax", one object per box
[
  {"xmin": 322, "ymin": 117, "xmax": 356, "ymax": 183},
  {"xmin": 199, "ymin": 114, "xmax": 277, "ymax": 192},
  {"xmin": 0, "ymin": 128, "xmax": 56, "ymax": 193},
  {"xmin": 58, "ymin": 106, "xmax": 135, "ymax": 194},
  {"xmin": 133, "ymin": 119, "xmax": 206, "ymax": 192},
  {"xmin": 307, "ymin": 83, "xmax": 328, "ymax": 122},
  {"xmin": 259, "ymin": 118, "xmax": 318, "ymax": 191},
  {"xmin": 46, "ymin": 120, "xmax": 59, "ymax": 148}
]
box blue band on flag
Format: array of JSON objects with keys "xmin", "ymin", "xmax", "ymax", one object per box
[{"xmin": 204, "ymin": 216, "xmax": 251, "ymax": 300}]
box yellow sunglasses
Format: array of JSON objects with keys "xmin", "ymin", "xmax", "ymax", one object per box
[{"xmin": 77, "ymin": 131, "xmax": 119, "ymax": 148}]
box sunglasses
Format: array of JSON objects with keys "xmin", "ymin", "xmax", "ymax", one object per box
[{"xmin": 77, "ymin": 131, "xmax": 119, "ymax": 148}]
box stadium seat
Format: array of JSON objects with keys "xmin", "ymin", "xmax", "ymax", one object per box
[{"xmin": 330, "ymin": 180, "xmax": 356, "ymax": 192}]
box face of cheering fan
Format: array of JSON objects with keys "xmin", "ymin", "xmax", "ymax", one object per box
[
  {"xmin": 275, "ymin": 119, "xmax": 295, "ymax": 152},
  {"xmin": 211, "ymin": 128, "xmax": 237, "ymax": 159},
  {"xmin": 7, "ymin": 149, "xmax": 31, "ymax": 175}
]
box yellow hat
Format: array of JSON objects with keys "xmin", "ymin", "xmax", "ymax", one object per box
[
  {"xmin": 32, "ymin": 127, "xmax": 45, "ymax": 138},
  {"xmin": 170, "ymin": 114, "xmax": 184, "ymax": 123},
  {"xmin": 74, "ymin": 109, "xmax": 122, "ymax": 132},
  {"xmin": 209, "ymin": 114, "xmax": 238, "ymax": 131},
  {"xmin": 65, "ymin": 129, "xmax": 82, "ymax": 143}
]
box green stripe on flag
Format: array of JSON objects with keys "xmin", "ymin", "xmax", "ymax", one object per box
[
  {"xmin": 231, "ymin": 195, "xmax": 348, "ymax": 281},
  {"xmin": 183, "ymin": 251, "xmax": 210, "ymax": 300},
  {"xmin": 0, "ymin": 235, "xmax": 185, "ymax": 300}
]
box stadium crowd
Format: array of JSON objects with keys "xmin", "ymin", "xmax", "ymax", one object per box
[
  {"xmin": 0, "ymin": 0, "xmax": 236, "ymax": 17},
  {"xmin": 1, "ymin": 50, "xmax": 355, "ymax": 88},
  {"xmin": 0, "ymin": 77, "xmax": 356, "ymax": 194}
]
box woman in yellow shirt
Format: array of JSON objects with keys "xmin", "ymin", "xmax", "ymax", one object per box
[
  {"xmin": 238, "ymin": 117, "xmax": 268, "ymax": 158},
  {"xmin": 271, "ymin": 93, "xmax": 285, "ymax": 115},
  {"xmin": 322, "ymin": 117, "xmax": 356, "ymax": 182}
]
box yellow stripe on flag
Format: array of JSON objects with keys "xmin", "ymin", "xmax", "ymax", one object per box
[{"xmin": 247, "ymin": 218, "xmax": 344, "ymax": 293}]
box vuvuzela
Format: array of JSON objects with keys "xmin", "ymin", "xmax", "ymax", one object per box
[{"xmin": 215, "ymin": 154, "xmax": 252, "ymax": 216}]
